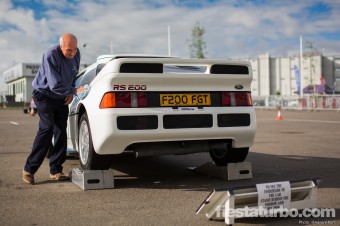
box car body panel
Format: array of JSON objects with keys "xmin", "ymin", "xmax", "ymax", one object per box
[{"xmin": 67, "ymin": 55, "xmax": 256, "ymax": 156}]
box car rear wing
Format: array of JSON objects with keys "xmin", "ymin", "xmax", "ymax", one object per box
[{"xmin": 99, "ymin": 57, "xmax": 252, "ymax": 76}]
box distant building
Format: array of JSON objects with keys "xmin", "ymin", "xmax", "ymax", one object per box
[
  {"xmin": 3, "ymin": 63, "xmax": 40, "ymax": 103},
  {"xmin": 246, "ymin": 54, "xmax": 340, "ymax": 96}
]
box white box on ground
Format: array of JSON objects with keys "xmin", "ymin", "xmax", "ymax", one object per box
[
  {"xmin": 227, "ymin": 162, "xmax": 253, "ymax": 180},
  {"xmin": 71, "ymin": 168, "xmax": 114, "ymax": 190}
]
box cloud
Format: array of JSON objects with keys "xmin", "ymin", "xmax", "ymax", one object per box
[{"xmin": 1, "ymin": 0, "xmax": 340, "ymax": 78}]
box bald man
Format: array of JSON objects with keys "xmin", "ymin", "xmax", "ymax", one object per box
[{"xmin": 23, "ymin": 33, "xmax": 81, "ymax": 184}]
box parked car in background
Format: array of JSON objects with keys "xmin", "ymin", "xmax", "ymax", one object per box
[{"xmin": 67, "ymin": 55, "xmax": 257, "ymax": 170}]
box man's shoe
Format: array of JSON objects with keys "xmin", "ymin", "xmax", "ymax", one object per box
[
  {"xmin": 49, "ymin": 172, "xmax": 69, "ymax": 181},
  {"xmin": 22, "ymin": 170, "xmax": 34, "ymax": 184}
]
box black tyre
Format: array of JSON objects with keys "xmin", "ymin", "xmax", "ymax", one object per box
[
  {"xmin": 78, "ymin": 112, "xmax": 112, "ymax": 170},
  {"xmin": 209, "ymin": 144, "xmax": 249, "ymax": 166}
]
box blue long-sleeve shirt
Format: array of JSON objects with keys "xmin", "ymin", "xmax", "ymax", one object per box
[{"xmin": 32, "ymin": 44, "xmax": 80, "ymax": 99}]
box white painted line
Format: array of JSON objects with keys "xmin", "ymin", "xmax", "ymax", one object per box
[
  {"xmin": 259, "ymin": 118, "xmax": 340, "ymax": 124},
  {"xmin": 9, "ymin": 121, "xmax": 19, "ymax": 125},
  {"xmin": 285, "ymin": 119, "xmax": 340, "ymax": 124}
]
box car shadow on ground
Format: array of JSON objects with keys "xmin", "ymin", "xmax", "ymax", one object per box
[{"xmin": 108, "ymin": 151, "xmax": 340, "ymax": 190}]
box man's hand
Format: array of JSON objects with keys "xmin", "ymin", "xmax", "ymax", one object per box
[
  {"xmin": 64, "ymin": 94, "xmax": 73, "ymax": 105},
  {"xmin": 76, "ymin": 87, "xmax": 86, "ymax": 93},
  {"xmin": 76, "ymin": 85, "xmax": 90, "ymax": 100}
]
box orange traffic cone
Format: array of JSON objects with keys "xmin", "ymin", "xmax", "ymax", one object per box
[{"xmin": 276, "ymin": 110, "xmax": 283, "ymax": 120}]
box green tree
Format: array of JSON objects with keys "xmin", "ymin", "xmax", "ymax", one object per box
[
  {"xmin": 189, "ymin": 22, "xmax": 206, "ymax": 59},
  {"xmin": 303, "ymin": 41, "xmax": 320, "ymax": 57}
]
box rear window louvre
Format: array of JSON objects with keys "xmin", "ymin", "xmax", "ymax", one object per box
[
  {"xmin": 210, "ymin": 64, "xmax": 249, "ymax": 74},
  {"xmin": 120, "ymin": 63, "xmax": 163, "ymax": 73}
]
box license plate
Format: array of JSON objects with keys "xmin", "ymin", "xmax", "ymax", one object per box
[{"xmin": 160, "ymin": 93, "xmax": 211, "ymax": 106}]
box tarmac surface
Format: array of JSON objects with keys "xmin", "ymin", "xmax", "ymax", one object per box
[{"xmin": 0, "ymin": 109, "xmax": 339, "ymax": 226}]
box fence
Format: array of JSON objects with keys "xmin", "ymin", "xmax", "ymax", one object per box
[
  {"xmin": 1, "ymin": 94, "xmax": 340, "ymax": 111},
  {"xmin": 253, "ymin": 95, "xmax": 340, "ymax": 111}
]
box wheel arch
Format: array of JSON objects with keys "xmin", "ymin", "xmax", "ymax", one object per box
[
  {"xmin": 74, "ymin": 104, "xmax": 87, "ymax": 152},
  {"xmin": 77, "ymin": 104, "xmax": 87, "ymax": 126}
]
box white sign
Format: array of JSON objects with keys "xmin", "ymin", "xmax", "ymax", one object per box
[
  {"xmin": 23, "ymin": 64, "xmax": 40, "ymax": 75},
  {"xmin": 256, "ymin": 181, "xmax": 291, "ymax": 210},
  {"xmin": 4, "ymin": 63, "xmax": 40, "ymax": 82}
]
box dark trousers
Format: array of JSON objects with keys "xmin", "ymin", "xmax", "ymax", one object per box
[{"xmin": 24, "ymin": 91, "xmax": 69, "ymax": 175}]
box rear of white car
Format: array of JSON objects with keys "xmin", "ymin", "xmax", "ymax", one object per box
[{"xmin": 68, "ymin": 56, "xmax": 256, "ymax": 170}]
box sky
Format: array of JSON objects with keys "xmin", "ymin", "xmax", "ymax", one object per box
[{"xmin": 1, "ymin": 0, "xmax": 340, "ymax": 76}]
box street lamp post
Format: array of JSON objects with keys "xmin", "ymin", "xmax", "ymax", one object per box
[
  {"xmin": 168, "ymin": 25, "xmax": 171, "ymax": 56},
  {"xmin": 300, "ymin": 34, "xmax": 304, "ymax": 98}
]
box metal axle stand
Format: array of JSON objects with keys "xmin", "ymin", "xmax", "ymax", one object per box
[{"xmin": 71, "ymin": 168, "xmax": 114, "ymax": 190}]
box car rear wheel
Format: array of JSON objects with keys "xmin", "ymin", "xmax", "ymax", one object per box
[
  {"xmin": 209, "ymin": 144, "xmax": 249, "ymax": 166},
  {"xmin": 78, "ymin": 112, "xmax": 112, "ymax": 170}
]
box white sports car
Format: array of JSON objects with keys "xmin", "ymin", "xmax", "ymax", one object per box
[{"xmin": 67, "ymin": 55, "xmax": 256, "ymax": 170}]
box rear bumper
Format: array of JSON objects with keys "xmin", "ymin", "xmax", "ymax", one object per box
[{"xmin": 87, "ymin": 107, "xmax": 256, "ymax": 155}]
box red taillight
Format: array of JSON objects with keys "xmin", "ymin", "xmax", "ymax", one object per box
[
  {"xmin": 221, "ymin": 92, "xmax": 253, "ymax": 106},
  {"xmin": 115, "ymin": 92, "xmax": 131, "ymax": 107},
  {"xmin": 137, "ymin": 92, "xmax": 147, "ymax": 107},
  {"xmin": 100, "ymin": 92, "xmax": 147, "ymax": 108},
  {"xmin": 221, "ymin": 92, "xmax": 232, "ymax": 106},
  {"xmin": 235, "ymin": 92, "xmax": 253, "ymax": 106}
]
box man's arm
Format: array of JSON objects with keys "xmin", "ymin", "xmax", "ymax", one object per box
[{"xmin": 44, "ymin": 52, "xmax": 76, "ymax": 96}]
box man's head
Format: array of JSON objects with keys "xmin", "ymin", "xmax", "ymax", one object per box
[{"xmin": 59, "ymin": 33, "xmax": 78, "ymax": 59}]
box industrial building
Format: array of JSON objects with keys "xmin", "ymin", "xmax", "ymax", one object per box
[
  {"xmin": 247, "ymin": 54, "xmax": 340, "ymax": 96},
  {"xmin": 2, "ymin": 63, "xmax": 40, "ymax": 104}
]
